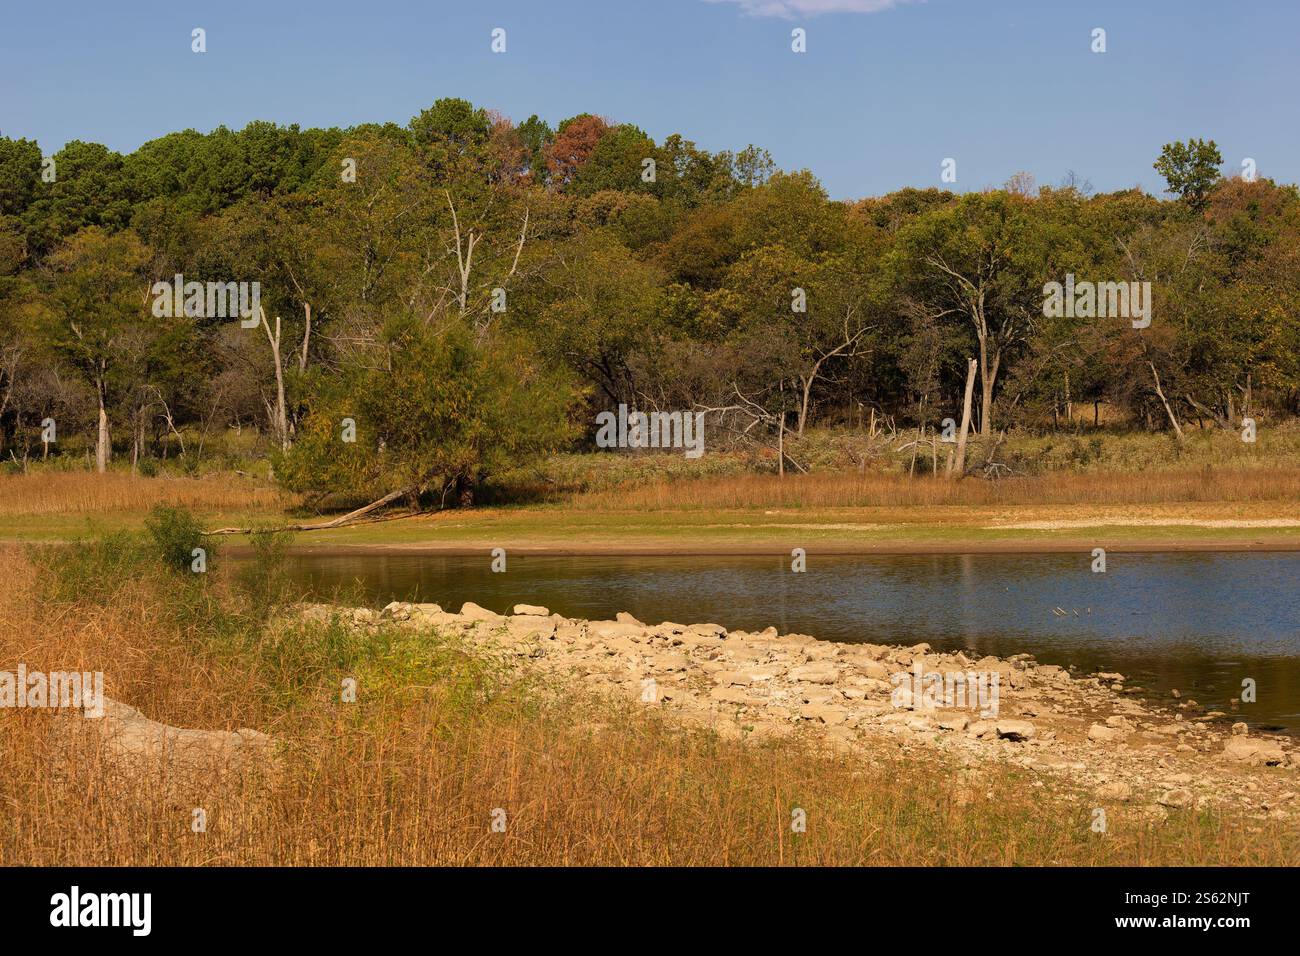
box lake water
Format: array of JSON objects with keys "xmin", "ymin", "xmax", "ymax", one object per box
[{"xmin": 276, "ymin": 551, "xmax": 1300, "ymax": 734}]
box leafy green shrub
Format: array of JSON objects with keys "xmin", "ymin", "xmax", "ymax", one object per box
[{"xmin": 144, "ymin": 505, "xmax": 213, "ymax": 573}]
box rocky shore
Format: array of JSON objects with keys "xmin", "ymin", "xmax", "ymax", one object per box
[{"xmin": 324, "ymin": 600, "xmax": 1300, "ymax": 823}]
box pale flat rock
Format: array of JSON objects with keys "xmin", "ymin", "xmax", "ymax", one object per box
[
  {"xmin": 1097, "ymin": 781, "xmax": 1133, "ymax": 801},
  {"xmin": 506, "ymin": 615, "xmax": 556, "ymax": 641},
  {"xmin": 1088, "ymin": 724, "xmax": 1127, "ymax": 743},
  {"xmin": 589, "ymin": 620, "xmax": 646, "ymax": 641},
  {"xmin": 59, "ymin": 697, "xmax": 278, "ymax": 801},
  {"xmin": 710, "ymin": 686, "xmax": 758, "ymax": 705},
  {"xmin": 855, "ymin": 660, "xmax": 892, "ymax": 680},
  {"xmin": 1223, "ymin": 736, "xmax": 1287, "ymax": 766},
  {"xmin": 800, "ymin": 704, "xmax": 850, "ymax": 726},
  {"xmin": 936, "ymin": 713, "xmax": 970, "ymax": 732},
  {"xmin": 789, "ymin": 662, "xmax": 839, "ymax": 684},
  {"xmin": 688, "ymin": 622, "xmax": 727, "ymax": 639},
  {"xmin": 459, "ymin": 602, "xmax": 503, "ymax": 622}
]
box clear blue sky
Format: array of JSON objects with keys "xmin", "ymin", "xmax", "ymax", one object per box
[{"xmin": 2, "ymin": 0, "xmax": 1295, "ymax": 200}]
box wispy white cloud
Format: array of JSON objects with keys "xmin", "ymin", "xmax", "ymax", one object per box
[{"xmin": 704, "ymin": 0, "xmax": 915, "ymax": 18}]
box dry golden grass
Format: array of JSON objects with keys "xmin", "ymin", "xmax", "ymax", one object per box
[
  {"xmin": 570, "ymin": 467, "xmax": 1300, "ymax": 512},
  {"xmin": 1, "ymin": 544, "xmax": 1296, "ymax": 866},
  {"xmin": 0, "ymin": 471, "xmax": 291, "ymax": 518}
]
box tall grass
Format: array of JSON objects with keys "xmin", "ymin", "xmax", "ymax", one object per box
[
  {"xmin": 4, "ymin": 430, "xmax": 1299, "ymax": 527},
  {"xmin": 1, "ymin": 531, "xmax": 1296, "ymax": 865},
  {"xmin": 0, "ymin": 471, "xmax": 290, "ymax": 518},
  {"xmin": 569, "ymin": 467, "xmax": 1300, "ymax": 512}
]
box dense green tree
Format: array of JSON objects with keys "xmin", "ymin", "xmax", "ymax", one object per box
[
  {"xmin": 23, "ymin": 141, "xmax": 134, "ymax": 254},
  {"xmin": 515, "ymin": 114, "xmax": 554, "ymax": 182},
  {"xmin": 38, "ymin": 227, "xmax": 153, "ymax": 471},
  {"xmin": 276, "ymin": 317, "xmax": 576, "ymax": 507},
  {"xmin": 891, "ymin": 193, "xmax": 1050, "ymax": 435},
  {"xmin": 4, "ymin": 107, "xmax": 1300, "ymax": 490},
  {"xmin": 1154, "ymin": 138, "xmax": 1223, "ymax": 211},
  {"xmin": 0, "ymin": 135, "xmax": 43, "ymax": 218}
]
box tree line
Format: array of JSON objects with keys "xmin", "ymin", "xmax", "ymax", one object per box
[{"xmin": 1, "ymin": 101, "xmax": 1297, "ymax": 505}]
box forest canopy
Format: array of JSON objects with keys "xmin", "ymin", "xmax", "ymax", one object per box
[{"xmin": 2, "ymin": 102, "xmax": 1297, "ymax": 506}]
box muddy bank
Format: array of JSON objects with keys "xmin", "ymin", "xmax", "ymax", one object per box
[{"xmin": 309, "ymin": 600, "xmax": 1300, "ymax": 824}]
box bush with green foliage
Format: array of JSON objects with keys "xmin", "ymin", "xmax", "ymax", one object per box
[
  {"xmin": 275, "ymin": 317, "xmax": 577, "ymax": 507},
  {"xmin": 144, "ymin": 505, "xmax": 212, "ymax": 573}
]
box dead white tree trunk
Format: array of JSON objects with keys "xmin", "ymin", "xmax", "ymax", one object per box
[
  {"xmin": 71, "ymin": 321, "xmax": 112, "ymax": 474},
  {"xmin": 298, "ymin": 302, "xmax": 312, "ymax": 373},
  {"xmin": 146, "ymin": 385, "xmax": 186, "ymax": 457},
  {"xmin": 949, "ymin": 358, "xmax": 977, "ymax": 478},
  {"xmin": 778, "ymin": 409, "xmax": 785, "ymax": 479},
  {"xmin": 446, "ymin": 190, "xmax": 479, "ymax": 316},
  {"xmin": 259, "ymin": 306, "xmax": 290, "ymax": 450},
  {"xmin": 95, "ymin": 384, "xmax": 110, "ymax": 474},
  {"xmin": 1149, "ymin": 361, "xmax": 1185, "ymax": 443}
]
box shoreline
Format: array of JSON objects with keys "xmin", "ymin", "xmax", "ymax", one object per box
[
  {"xmin": 236, "ymin": 538, "xmax": 1300, "ymax": 557},
  {"xmin": 322, "ymin": 600, "xmax": 1300, "ymax": 823}
]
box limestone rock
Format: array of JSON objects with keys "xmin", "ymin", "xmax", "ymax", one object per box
[
  {"xmin": 936, "ymin": 713, "xmax": 970, "ymax": 732},
  {"xmin": 856, "ymin": 660, "xmax": 891, "ymax": 680},
  {"xmin": 66, "ymin": 697, "xmax": 278, "ymax": 800},
  {"xmin": 350, "ymin": 607, "xmax": 378, "ymax": 625},
  {"xmin": 1097, "ymin": 781, "xmax": 1132, "ymax": 801},
  {"xmin": 688, "ymin": 622, "xmax": 727, "ymax": 639},
  {"xmin": 1223, "ymin": 736, "xmax": 1287, "ymax": 766},
  {"xmin": 589, "ymin": 620, "xmax": 646, "ymax": 641},
  {"xmin": 788, "ymin": 662, "xmax": 839, "ymax": 685},
  {"xmin": 506, "ymin": 615, "xmax": 556, "ymax": 641},
  {"xmin": 459, "ymin": 602, "xmax": 503, "ymax": 623},
  {"xmin": 381, "ymin": 601, "xmax": 414, "ymax": 621},
  {"xmin": 1088, "ymin": 723, "xmax": 1126, "ymax": 743},
  {"xmin": 710, "ymin": 686, "xmax": 757, "ymax": 706},
  {"xmin": 800, "ymin": 704, "xmax": 849, "ymax": 726}
]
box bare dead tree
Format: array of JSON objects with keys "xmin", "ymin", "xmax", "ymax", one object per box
[
  {"xmin": 795, "ymin": 307, "xmax": 874, "ymax": 436},
  {"xmin": 442, "ymin": 191, "xmax": 530, "ymax": 338},
  {"xmin": 257, "ymin": 306, "xmax": 290, "ymax": 450},
  {"xmin": 949, "ymin": 358, "xmax": 977, "ymax": 477},
  {"xmin": 695, "ymin": 383, "xmax": 809, "ymax": 474}
]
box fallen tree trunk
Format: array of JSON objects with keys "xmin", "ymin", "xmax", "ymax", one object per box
[{"xmin": 203, "ymin": 486, "xmax": 412, "ymax": 536}]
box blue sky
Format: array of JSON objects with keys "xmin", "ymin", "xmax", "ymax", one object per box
[{"xmin": 1, "ymin": 0, "xmax": 1295, "ymax": 199}]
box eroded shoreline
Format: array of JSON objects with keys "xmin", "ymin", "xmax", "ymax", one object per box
[{"xmin": 313, "ymin": 600, "xmax": 1300, "ymax": 825}]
